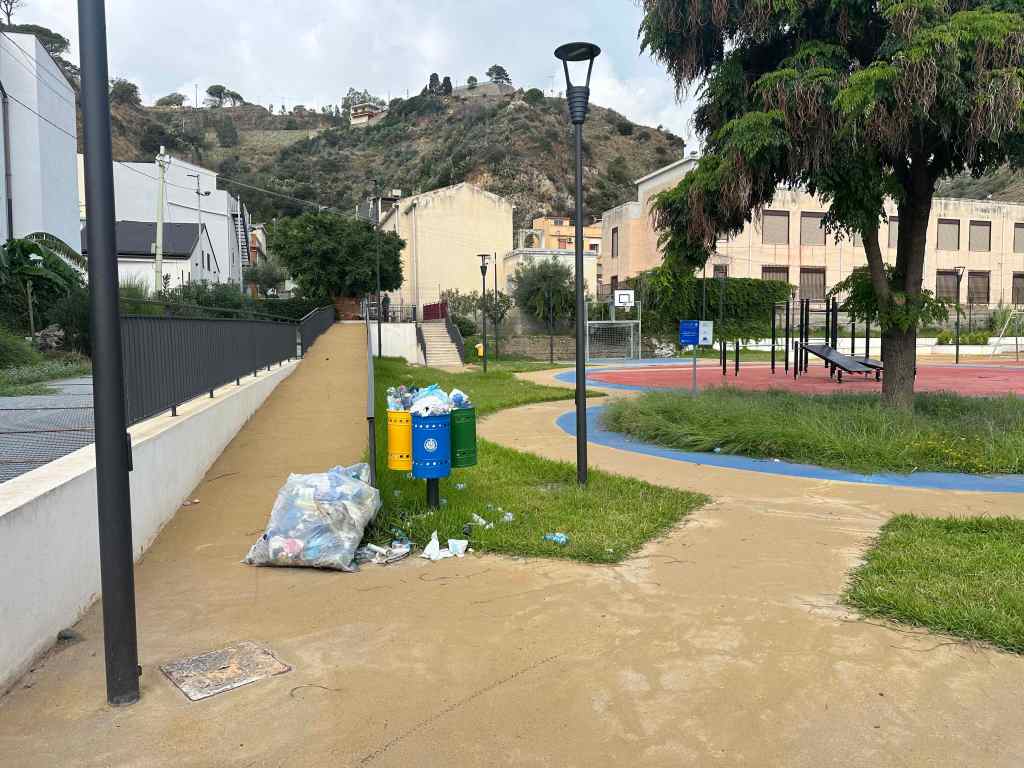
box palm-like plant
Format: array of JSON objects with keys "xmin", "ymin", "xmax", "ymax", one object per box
[{"xmin": 0, "ymin": 234, "xmax": 84, "ymax": 336}]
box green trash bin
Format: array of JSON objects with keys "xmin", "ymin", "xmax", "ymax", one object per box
[{"xmin": 450, "ymin": 408, "xmax": 478, "ymax": 468}]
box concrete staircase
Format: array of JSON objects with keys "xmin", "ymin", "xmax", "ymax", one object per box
[{"xmin": 420, "ymin": 320, "xmax": 463, "ymax": 367}]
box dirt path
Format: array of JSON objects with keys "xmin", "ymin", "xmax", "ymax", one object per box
[{"xmin": 2, "ymin": 352, "xmax": 1023, "ymax": 767}]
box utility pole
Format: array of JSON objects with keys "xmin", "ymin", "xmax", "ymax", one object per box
[
  {"xmin": 153, "ymin": 146, "xmax": 169, "ymax": 291},
  {"xmin": 78, "ymin": 0, "xmax": 140, "ymax": 706},
  {"xmin": 187, "ymin": 172, "xmax": 210, "ymax": 278}
]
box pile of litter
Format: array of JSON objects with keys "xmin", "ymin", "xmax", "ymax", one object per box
[
  {"xmin": 386, "ymin": 384, "xmax": 472, "ymax": 417},
  {"xmin": 244, "ymin": 463, "xmax": 381, "ymax": 572}
]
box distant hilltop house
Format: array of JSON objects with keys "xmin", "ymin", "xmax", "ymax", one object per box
[{"xmin": 350, "ymin": 102, "xmax": 387, "ymax": 128}]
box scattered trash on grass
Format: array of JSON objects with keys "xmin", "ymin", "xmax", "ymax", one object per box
[
  {"xmin": 462, "ymin": 523, "xmax": 473, "ymax": 537},
  {"xmin": 543, "ymin": 533, "xmax": 569, "ymax": 546},
  {"xmin": 243, "ymin": 463, "xmax": 381, "ymax": 572},
  {"xmin": 448, "ymin": 539, "xmax": 469, "ymax": 557},
  {"xmin": 713, "ymin": 447, "xmax": 722, "ymax": 454},
  {"xmin": 501, "ymin": 512, "xmax": 515, "ymax": 523},
  {"xmin": 455, "ymin": 483, "xmax": 466, "ymax": 491},
  {"xmin": 471, "ymin": 513, "xmax": 494, "ymax": 530}
]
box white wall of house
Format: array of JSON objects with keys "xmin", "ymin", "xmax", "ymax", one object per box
[
  {"xmin": 368, "ymin": 322, "xmax": 422, "ymax": 364},
  {"xmin": 0, "ymin": 33, "xmax": 80, "ymax": 247},
  {"xmin": 117, "ymin": 227, "xmax": 220, "ymax": 290},
  {"xmin": 79, "ymin": 156, "xmax": 244, "ymax": 285}
]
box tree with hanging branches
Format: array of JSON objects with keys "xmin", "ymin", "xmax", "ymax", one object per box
[
  {"xmin": 640, "ymin": 0, "xmax": 1024, "ymax": 408},
  {"xmin": 0, "ymin": 233, "xmax": 84, "ymax": 336}
]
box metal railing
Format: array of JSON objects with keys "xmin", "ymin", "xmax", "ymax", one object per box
[
  {"xmin": 299, "ymin": 306, "xmax": 337, "ymax": 356},
  {"xmin": 120, "ymin": 316, "xmax": 297, "ymax": 425},
  {"xmin": 366, "ymin": 303, "xmax": 417, "ymax": 323},
  {"xmin": 445, "ymin": 312, "xmax": 466, "ymax": 363}
]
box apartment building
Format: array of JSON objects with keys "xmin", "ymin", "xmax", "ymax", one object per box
[
  {"xmin": 600, "ymin": 155, "xmax": 699, "ymax": 295},
  {"xmin": 602, "ymin": 154, "xmax": 1024, "ymax": 306},
  {"xmin": 518, "ymin": 216, "xmax": 602, "ymax": 254},
  {"xmin": 712, "ymin": 189, "xmax": 1024, "ymax": 306},
  {"xmin": 378, "ymin": 183, "xmax": 513, "ymax": 313}
]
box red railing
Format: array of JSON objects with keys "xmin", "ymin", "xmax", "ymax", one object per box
[{"xmin": 422, "ymin": 301, "xmax": 448, "ymax": 321}]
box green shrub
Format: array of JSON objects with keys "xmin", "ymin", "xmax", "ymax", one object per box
[
  {"xmin": 936, "ymin": 330, "xmax": 953, "ymax": 345},
  {"xmin": 48, "ymin": 284, "xmax": 91, "ymax": 354},
  {"xmin": 966, "ymin": 331, "xmax": 990, "ymax": 345},
  {"xmin": 616, "ymin": 120, "xmax": 634, "ymax": 136},
  {"xmin": 523, "ymin": 88, "xmax": 545, "ymax": 107},
  {"xmin": 0, "ymin": 326, "xmax": 39, "ymax": 367},
  {"xmin": 452, "ymin": 313, "xmax": 477, "ymax": 338}
]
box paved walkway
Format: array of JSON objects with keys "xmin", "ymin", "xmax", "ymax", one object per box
[{"xmin": 2, "ymin": 348, "xmax": 1023, "ymax": 766}]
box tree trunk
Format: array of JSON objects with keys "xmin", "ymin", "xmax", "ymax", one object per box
[{"xmin": 881, "ymin": 325, "xmax": 916, "ymax": 408}]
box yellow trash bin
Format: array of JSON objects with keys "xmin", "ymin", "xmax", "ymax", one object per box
[
  {"xmin": 387, "ymin": 411, "xmax": 412, "ymax": 471},
  {"xmin": 475, "ymin": 342, "xmax": 484, "ymax": 358}
]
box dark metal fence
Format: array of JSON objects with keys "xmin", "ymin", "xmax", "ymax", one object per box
[
  {"xmin": 120, "ymin": 316, "xmax": 297, "ymax": 425},
  {"xmin": 299, "ymin": 307, "xmax": 337, "ymax": 356},
  {"xmin": 2, "ymin": 307, "xmax": 335, "ymax": 484}
]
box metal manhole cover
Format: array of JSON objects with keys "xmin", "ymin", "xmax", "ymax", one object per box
[{"xmin": 160, "ymin": 641, "xmax": 291, "ymax": 701}]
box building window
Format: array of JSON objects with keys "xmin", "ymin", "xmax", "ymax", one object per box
[
  {"xmin": 800, "ymin": 213, "xmax": 827, "ymax": 247},
  {"xmin": 967, "ymin": 271, "xmax": 990, "ymax": 305},
  {"xmin": 762, "ymin": 211, "xmax": 789, "ymax": 245},
  {"xmin": 558, "ymin": 237, "xmax": 571, "ymax": 249},
  {"xmin": 713, "ymin": 264, "xmax": 728, "ymax": 279},
  {"xmin": 589, "ymin": 243, "xmax": 599, "ymax": 252},
  {"xmin": 611, "ymin": 275, "xmax": 619, "ymax": 291},
  {"xmin": 937, "ymin": 218, "xmax": 960, "ymax": 251},
  {"xmin": 969, "ymin": 220, "xmax": 991, "ymax": 252},
  {"xmin": 611, "ymin": 227, "xmax": 619, "ymax": 258},
  {"xmin": 888, "ymin": 217, "xmax": 899, "ymax": 249},
  {"xmin": 799, "ymin": 267, "xmax": 826, "ymax": 301},
  {"xmin": 553, "ymin": 218, "xmax": 564, "ymax": 226},
  {"xmin": 935, "ymin": 270, "xmax": 959, "ymax": 302},
  {"xmin": 1015, "ymin": 224, "xmax": 1024, "ymax": 254},
  {"xmin": 1013, "ymin": 273, "xmax": 1024, "ymax": 305},
  {"xmin": 762, "ymin": 265, "xmax": 789, "ymax": 283}
]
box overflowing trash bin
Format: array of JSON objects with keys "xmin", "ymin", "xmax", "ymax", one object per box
[{"xmin": 385, "ymin": 384, "xmax": 477, "ymax": 508}]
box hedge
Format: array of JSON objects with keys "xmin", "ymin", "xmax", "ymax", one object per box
[{"xmin": 627, "ymin": 267, "xmax": 792, "ymax": 341}]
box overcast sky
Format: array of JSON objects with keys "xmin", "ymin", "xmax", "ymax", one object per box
[{"xmin": 28, "ymin": 0, "xmax": 697, "ymax": 140}]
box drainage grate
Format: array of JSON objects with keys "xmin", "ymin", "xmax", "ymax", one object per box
[{"xmin": 160, "ymin": 641, "xmax": 291, "ymax": 701}]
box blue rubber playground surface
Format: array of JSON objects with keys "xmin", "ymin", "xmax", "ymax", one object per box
[{"xmin": 553, "ymin": 365, "xmax": 1024, "ymax": 493}]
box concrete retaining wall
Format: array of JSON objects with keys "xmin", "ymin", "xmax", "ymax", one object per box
[
  {"xmin": 0, "ymin": 362, "xmax": 296, "ymax": 693},
  {"xmin": 368, "ymin": 322, "xmax": 424, "ymax": 364}
]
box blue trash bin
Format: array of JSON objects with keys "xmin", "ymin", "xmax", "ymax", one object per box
[{"xmin": 412, "ymin": 413, "xmax": 452, "ymax": 479}]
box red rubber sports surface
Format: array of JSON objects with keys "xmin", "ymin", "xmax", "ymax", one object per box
[{"xmin": 590, "ymin": 363, "xmax": 1024, "ymax": 397}]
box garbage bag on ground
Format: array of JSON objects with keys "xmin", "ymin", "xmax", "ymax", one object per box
[{"xmin": 244, "ymin": 463, "xmax": 381, "ymax": 572}]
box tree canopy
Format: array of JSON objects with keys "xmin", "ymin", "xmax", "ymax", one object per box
[
  {"xmin": 155, "ymin": 92, "xmax": 186, "ymax": 107},
  {"xmin": 486, "ymin": 64, "xmax": 511, "ymax": 86},
  {"xmin": 267, "ymin": 212, "xmax": 404, "ymax": 300},
  {"xmin": 639, "ymin": 0, "xmax": 1024, "ymax": 407},
  {"xmin": 511, "ymin": 258, "xmax": 575, "ymax": 328},
  {"xmin": 109, "ymin": 78, "xmax": 141, "ymax": 107}
]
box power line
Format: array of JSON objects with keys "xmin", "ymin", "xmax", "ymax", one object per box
[
  {"xmin": 4, "ymin": 90, "xmax": 76, "ymax": 140},
  {"xmin": 0, "ymin": 31, "xmax": 77, "ymax": 105}
]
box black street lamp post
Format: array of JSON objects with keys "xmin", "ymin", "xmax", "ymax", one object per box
[
  {"xmin": 954, "ymin": 265, "xmax": 966, "ymax": 364},
  {"xmin": 372, "ymin": 181, "xmax": 383, "ymax": 359},
  {"xmin": 555, "ymin": 41, "xmax": 601, "ymax": 486},
  {"xmin": 479, "ymin": 254, "xmax": 489, "ymax": 372},
  {"xmin": 78, "ymin": 0, "xmax": 140, "ymax": 706}
]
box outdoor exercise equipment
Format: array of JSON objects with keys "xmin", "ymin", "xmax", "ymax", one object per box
[{"xmin": 773, "ymin": 299, "xmax": 884, "ymax": 383}]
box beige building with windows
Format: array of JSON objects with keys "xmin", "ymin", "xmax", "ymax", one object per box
[
  {"xmin": 602, "ymin": 155, "xmax": 1024, "ymax": 306},
  {"xmin": 501, "ymin": 248, "xmax": 599, "ymax": 299},
  {"xmin": 378, "ymin": 183, "xmax": 514, "ymax": 314},
  {"xmin": 519, "ymin": 216, "xmax": 602, "ymax": 254},
  {"xmin": 600, "ymin": 155, "xmax": 700, "ymax": 295}
]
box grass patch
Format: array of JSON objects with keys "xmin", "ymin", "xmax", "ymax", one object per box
[
  {"xmin": 0, "ymin": 382, "xmax": 54, "ymax": 396},
  {"xmin": 0, "ymin": 354, "xmax": 92, "ymax": 391},
  {"xmin": 846, "ymin": 515, "xmax": 1024, "ymax": 653},
  {"xmin": 602, "ymin": 388, "xmax": 1024, "ymax": 475},
  {"xmin": 367, "ymin": 357, "xmax": 707, "ymax": 563}
]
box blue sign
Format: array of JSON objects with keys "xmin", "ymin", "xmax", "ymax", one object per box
[{"xmin": 679, "ymin": 320, "xmax": 699, "ymax": 345}]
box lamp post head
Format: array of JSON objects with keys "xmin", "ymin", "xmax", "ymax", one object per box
[
  {"xmin": 479, "ymin": 253, "xmax": 489, "ymax": 276},
  {"xmin": 555, "ymin": 42, "xmax": 601, "ymax": 125}
]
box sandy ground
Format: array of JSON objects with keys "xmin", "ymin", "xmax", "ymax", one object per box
[{"xmin": 2, "ymin": 337, "xmax": 1023, "ymax": 767}]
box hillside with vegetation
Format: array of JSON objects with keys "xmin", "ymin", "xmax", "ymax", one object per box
[{"xmin": 113, "ymin": 83, "xmax": 687, "ymax": 227}]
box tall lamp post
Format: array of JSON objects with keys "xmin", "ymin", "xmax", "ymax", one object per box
[
  {"xmin": 372, "ymin": 180, "xmax": 383, "ymax": 358},
  {"xmin": 479, "ymin": 254, "xmax": 489, "ymax": 372},
  {"xmin": 555, "ymin": 41, "xmax": 601, "ymax": 486},
  {"xmin": 78, "ymin": 0, "xmax": 140, "ymax": 706}
]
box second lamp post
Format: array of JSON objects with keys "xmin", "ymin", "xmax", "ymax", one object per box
[
  {"xmin": 479, "ymin": 254, "xmax": 489, "ymax": 373},
  {"xmin": 555, "ymin": 41, "xmax": 600, "ymax": 486}
]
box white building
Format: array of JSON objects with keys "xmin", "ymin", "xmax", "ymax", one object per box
[
  {"xmin": 78, "ymin": 155, "xmax": 250, "ymax": 286},
  {"xmin": 80, "ymin": 221, "xmax": 218, "ymax": 289},
  {"xmin": 0, "ymin": 32, "xmax": 80, "ymax": 247}
]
